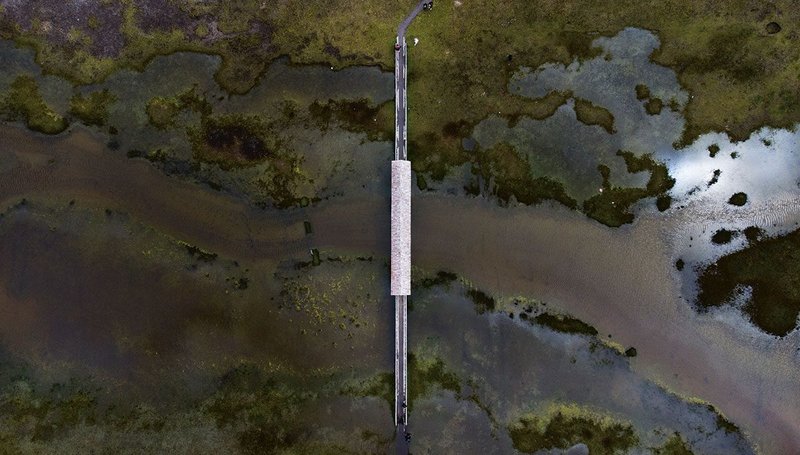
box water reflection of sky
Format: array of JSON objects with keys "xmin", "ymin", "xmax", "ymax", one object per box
[{"xmin": 472, "ymin": 28, "xmax": 687, "ymax": 202}]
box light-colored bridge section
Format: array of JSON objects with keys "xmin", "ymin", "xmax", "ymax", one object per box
[
  {"xmin": 391, "ymin": 161, "xmax": 411, "ymax": 296},
  {"xmin": 392, "ymin": 2, "xmax": 426, "ymax": 450}
]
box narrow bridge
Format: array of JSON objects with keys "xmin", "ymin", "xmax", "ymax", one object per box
[{"xmin": 392, "ymin": 2, "xmax": 426, "ymax": 453}]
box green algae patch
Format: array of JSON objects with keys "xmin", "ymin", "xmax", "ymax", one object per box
[
  {"xmin": 654, "ymin": 433, "xmax": 695, "ymax": 455},
  {"xmin": 190, "ymin": 114, "xmax": 274, "ymax": 167},
  {"xmin": 656, "ymin": 195, "xmax": 672, "ymax": 212},
  {"xmin": 574, "ymin": 98, "xmax": 616, "ymax": 134},
  {"xmin": 645, "ymin": 97, "xmax": 663, "ymax": 115},
  {"xmin": 635, "ymin": 84, "xmax": 650, "ymax": 100},
  {"xmin": 408, "ymin": 353, "xmax": 461, "ymax": 406},
  {"xmin": 533, "ymin": 313, "xmax": 598, "ymax": 337},
  {"xmin": 728, "ymin": 192, "xmax": 748, "ymax": 206},
  {"xmin": 146, "ymin": 85, "xmax": 212, "ymax": 130},
  {"xmin": 697, "ymin": 227, "xmax": 800, "ymax": 336},
  {"xmin": 415, "ymin": 270, "xmax": 458, "ymax": 290},
  {"xmin": 711, "ymin": 229, "xmax": 735, "ymax": 245},
  {"xmin": 309, "ymin": 98, "xmax": 394, "ymax": 141},
  {"xmin": 0, "ymin": 75, "xmax": 67, "ymax": 134},
  {"xmin": 743, "ymin": 226, "xmax": 763, "ymax": 243},
  {"xmin": 583, "ymin": 151, "xmax": 675, "ymax": 227},
  {"xmin": 467, "ymin": 288, "xmax": 496, "ymax": 314},
  {"xmin": 202, "ymin": 365, "xmax": 309, "ymax": 453},
  {"xmin": 179, "ymin": 240, "xmax": 218, "ymax": 262},
  {"xmin": 342, "ymin": 372, "xmax": 394, "ymax": 411},
  {"xmin": 474, "ymin": 142, "xmax": 577, "ymax": 209},
  {"xmin": 69, "ymin": 89, "xmax": 115, "ymax": 126},
  {"xmin": 508, "ymin": 405, "xmax": 638, "ymax": 454}
]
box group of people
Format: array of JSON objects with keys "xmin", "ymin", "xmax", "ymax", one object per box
[{"xmin": 422, "ymin": 1, "xmax": 434, "ymax": 11}]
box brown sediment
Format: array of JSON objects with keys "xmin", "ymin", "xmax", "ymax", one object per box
[{"xmin": 0, "ymin": 124, "xmax": 305, "ymax": 261}]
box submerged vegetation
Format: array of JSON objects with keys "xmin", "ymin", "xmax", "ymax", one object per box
[
  {"xmin": 146, "ymin": 85, "xmax": 211, "ymax": 129},
  {"xmin": 473, "ymin": 142, "xmax": 577, "ymax": 208},
  {"xmin": 0, "ymin": 75, "xmax": 67, "ymax": 134},
  {"xmin": 573, "ymin": 98, "xmax": 616, "ymax": 134},
  {"xmin": 309, "ymin": 98, "xmax": 394, "ymax": 141},
  {"xmin": 69, "ymin": 89, "xmax": 116, "ymax": 126},
  {"xmin": 533, "ymin": 313, "xmax": 598, "ymax": 336},
  {"xmin": 508, "ymin": 405, "xmax": 638, "ymax": 454},
  {"xmin": 583, "ymin": 151, "xmax": 675, "ymax": 227},
  {"xmin": 698, "ymin": 226, "xmax": 800, "ymax": 336}
]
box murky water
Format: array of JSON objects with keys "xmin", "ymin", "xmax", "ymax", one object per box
[{"xmin": 1, "ymin": 26, "xmax": 800, "ymax": 453}]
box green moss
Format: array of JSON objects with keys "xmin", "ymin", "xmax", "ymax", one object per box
[
  {"xmin": 475, "ymin": 142, "xmax": 577, "ymax": 209},
  {"xmin": 408, "ymin": 354, "xmax": 461, "ymax": 405},
  {"xmin": 416, "ymin": 270, "xmax": 458, "ymax": 289},
  {"xmin": 583, "ymin": 151, "xmax": 675, "ymax": 227},
  {"xmin": 635, "ymin": 84, "xmax": 651, "ymax": 100},
  {"xmin": 654, "ymin": 433, "xmax": 694, "ymax": 455},
  {"xmin": 656, "ymin": 195, "xmax": 672, "ymax": 212},
  {"xmin": 146, "ymin": 85, "xmax": 212, "ymax": 130},
  {"xmin": 69, "ymin": 89, "xmax": 116, "ymax": 126},
  {"xmin": 508, "ymin": 407, "xmax": 638, "ymax": 454},
  {"xmin": 179, "ymin": 241, "xmax": 218, "ymax": 262},
  {"xmin": 574, "ymin": 98, "xmax": 616, "ymax": 133},
  {"xmin": 309, "ymin": 98, "xmax": 393, "ymax": 141},
  {"xmin": 343, "ymin": 372, "xmax": 393, "ymax": 411},
  {"xmin": 203, "ymin": 364, "xmax": 306, "ymax": 453},
  {"xmin": 697, "ymin": 226, "xmax": 800, "ymax": 336},
  {"xmin": 533, "ymin": 313, "xmax": 598, "ymax": 336},
  {"xmin": 645, "ymin": 97, "xmax": 663, "ymax": 115},
  {"xmin": 711, "ymin": 229, "xmax": 734, "ymax": 245},
  {"xmin": 0, "ymin": 75, "xmax": 68, "ymax": 134},
  {"xmin": 728, "ymin": 192, "xmax": 748, "ymax": 206},
  {"xmin": 743, "ymin": 226, "xmax": 763, "ymax": 243},
  {"xmin": 189, "ymin": 113, "xmax": 273, "ymax": 167},
  {"xmin": 467, "ymin": 288, "xmax": 496, "ymax": 314}
]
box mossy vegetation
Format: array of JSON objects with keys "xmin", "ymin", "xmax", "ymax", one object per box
[
  {"xmin": 697, "ymin": 226, "xmax": 800, "ymax": 336},
  {"xmin": 467, "ymin": 288, "xmax": 496, "ymax": 314},
  {"xmin": 654, "ymin": 433, "xmax": 695, "ymax": 455},
  {"xmin": 635, "ymin": 84, "xmax": 651, "ymax": 100},
  {"xmin": 415, "ymin": 270, "xmax": 458, "ymax": 289},
  {"xmin": 0, "ymin": 75, "xmax": 68, "ymax": 134},
  {"xmin": 573, "ymin": 98, "xmax": 616, "ymax": 133},
  {"xmin": 582, "ymin": 151, "xmax": 675, "ymax": 227},
  {"xmin": 473, "ymin": 142, "xmax": 577, "ymax": 209},
  {"xmin": 146, "ymin": 85, "xmax": 211, "ymax": 130},
  {"xmin": 309, "ymin": 98, "xmax": 394, "ymax": 141},
  {"xmin": 343, "ymin": 372, "xmax": 394, "ymax": 410},
  {"xmin": 408, "ymin": 353, "xmax": 461, "ymax": 405},
  {"xmin": 728, "ymin": 192, "xmax": 748, "ymax": 206},
  {"xmin": 69, "ymin": 89, "xmax": 115, "ymax": 126},
  {"xmin": 508, "ymin": 405, "xmax": 638, "ymax": 454},
  {"xmin": 533, "ymin": 313, "xmax": 598, "ymax": 336},
  {"xmin": 743, "ymin": 226, "xmax": 763, "ymax": 243},
  {"xmin": 180, "ymin": 240, "xmax": 218, "ymax": 262},
  {"xmin": 711, "ymin": 229, "xmax": 734, "ymax": 245},
  {"xmin": 645, "ymin": 97, "xmax": 664, "ymax": 115},
  {"xmin": 200, "ymin": 364, "xmax": 308, "ymax": 453}
]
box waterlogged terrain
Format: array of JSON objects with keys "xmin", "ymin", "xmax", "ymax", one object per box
[{"xmin": 0, "ymin": 4, "xmax": 800, "ymax": 455}]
